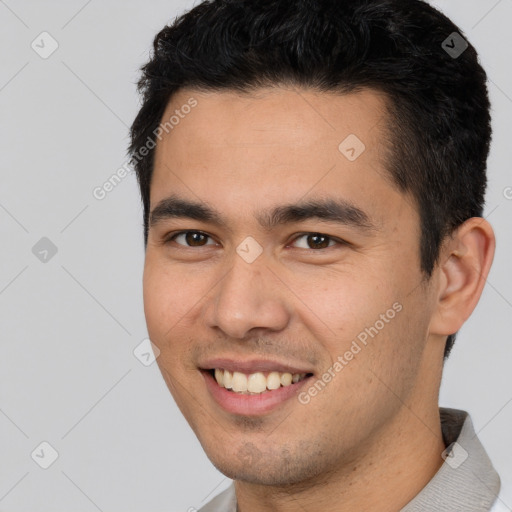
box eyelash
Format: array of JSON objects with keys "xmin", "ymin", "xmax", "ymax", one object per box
[{"xmin": 163, "ymin": 230, "xmax": 346, "ymax": 251}]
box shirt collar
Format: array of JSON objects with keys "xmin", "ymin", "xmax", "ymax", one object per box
[{"xmin": 401, "ymin": 407, "xmax": 501, "ymax": 511}]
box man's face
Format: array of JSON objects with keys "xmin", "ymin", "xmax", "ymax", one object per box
[{"xmin": 143, "ymin": 86, "xmax": 440, "ymax": 485}]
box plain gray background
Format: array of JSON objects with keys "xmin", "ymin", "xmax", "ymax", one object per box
[{"xmin": 0, "ymin": 1, "xmax": 511, "ymax": 511}]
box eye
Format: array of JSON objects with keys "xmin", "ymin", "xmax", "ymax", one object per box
[
  {"xmin": 290, "ymin": 233, "xmax": 342, "ymax": 250},
  {"xmin": 166, "ymin": 231, "xmax": 218, "ymax": 247},
  {"xmin": 164, "ymin": 231, "xmax": 344, "ymax": 250}
]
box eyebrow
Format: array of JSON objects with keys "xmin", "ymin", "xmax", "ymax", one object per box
[{"xmin": 149, "ymin": 194, "xmax": 376, "ymax": 233}]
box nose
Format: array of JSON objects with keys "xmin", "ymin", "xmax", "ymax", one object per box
[{"xmin": 203, "ymin": 253, "xmax": 291, "ymax": 340}]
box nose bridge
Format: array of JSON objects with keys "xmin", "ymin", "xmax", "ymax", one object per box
[{"xmin": 206, "ymin": 251, "xmax": 290, "ymax": 339}]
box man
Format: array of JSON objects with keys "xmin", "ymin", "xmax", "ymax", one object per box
[{"xmin": 129, "ymin": 0, "xmax": 505, "ymax": 510}]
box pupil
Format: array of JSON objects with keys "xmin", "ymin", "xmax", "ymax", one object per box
[
  {"xmin": 187, "ymin": 232, "xmax": 205, "ymax": 246},
  {"xmin": 309, "ymin": 234, "xmax": 329, "ymax": 249}
]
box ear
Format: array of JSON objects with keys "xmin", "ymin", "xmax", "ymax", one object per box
[{"xmin": 429, "ymin": 217, "xmax": 496, "ymax": 336}]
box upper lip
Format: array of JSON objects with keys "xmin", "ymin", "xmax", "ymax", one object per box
[{"xmin": 199, "ymin": 358, "xmax": 314, "ymax": 375}]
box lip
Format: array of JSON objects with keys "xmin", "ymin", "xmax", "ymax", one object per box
[
  {"xmin": 201, "ymin": 369, "xmax": 313, "ymax": 416},
  {"xmin": 199, "ymin": 358, "xmax": 313, "ymax": 375}
]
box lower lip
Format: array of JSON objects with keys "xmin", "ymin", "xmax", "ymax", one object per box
[{"xmin": 202, "ymin": 371, "xmax": 312, "ymax": 416}]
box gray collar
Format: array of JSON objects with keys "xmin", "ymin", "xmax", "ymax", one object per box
[
  {"xmin": 401, "ymin": 407, "xmax": 501, "ymax": 511},
  {"xmin": 199, "ymin": 408, "xmax": 501, "ymax": 511}
]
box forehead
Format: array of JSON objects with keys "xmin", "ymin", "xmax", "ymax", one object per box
[
  {"xmin": 150, "ymin": 86, "xmax": 408, "ymax": 228},
  {"xmin": 155, "ymin": 85, "xmax": 389, "ymax": 156}
]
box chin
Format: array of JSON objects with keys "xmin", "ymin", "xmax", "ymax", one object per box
[{"xmin": 202, "ymin": 440, "xmax": 327, "ymax": 487}]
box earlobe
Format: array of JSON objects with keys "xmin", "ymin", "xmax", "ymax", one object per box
[{"xmin": 429, "ymin": 217, "xmax": 496, "ymax": 336}]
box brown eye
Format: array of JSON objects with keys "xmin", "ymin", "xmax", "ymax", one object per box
[
  {"xmin": 168, "ymin": 231, "xmax": 216, "ymax": 247},
  {"xmin": 291, "ymin": 233, "xmax": 338, "ymax": 250}
]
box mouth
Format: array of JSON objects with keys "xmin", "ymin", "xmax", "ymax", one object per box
[{"xmin": 199, "ymin": 361, "xmax": 315, "ymax": 415}]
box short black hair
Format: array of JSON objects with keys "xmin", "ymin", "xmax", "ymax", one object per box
[{"xmin": 129, "ymin": 0, "xmax": 492, "ymax": 360}]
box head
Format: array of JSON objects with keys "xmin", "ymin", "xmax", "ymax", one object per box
[{"xmin": 130, "ymin": 0, "xmax": 494, "ymax": 488}]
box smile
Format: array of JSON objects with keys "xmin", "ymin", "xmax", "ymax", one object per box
[{"xmin": 200, "ymin": 362, "xmax": 314, "ymax": 415}]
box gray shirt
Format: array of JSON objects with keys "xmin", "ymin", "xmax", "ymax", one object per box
[{"xmin": 198, "ymin": 408, "xmax": 502, "ymax": 512}]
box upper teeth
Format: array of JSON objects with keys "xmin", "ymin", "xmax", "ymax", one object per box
[{"xmin": 214, "ymin": 369, "xmax": 307, "ymax": 394}]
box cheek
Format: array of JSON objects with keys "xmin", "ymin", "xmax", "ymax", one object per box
[
  {"xmin": 289, "ymin": 265, "xmax": 399, "ymax": 343},
  {"xmin": 143, "ymin": 263, "xmax": 196, "ymax": 381},
  {"xmin": 143, "ymin": 261, "xmax": 167, "ymax": 331},
  {"xmin": 143, "ymin": 260, "xmax": 188, "ymax": 352},
  {"xmin": 143, "ymin": 257, "xmax": 213, "ymax": 364},
  {"xmin": 143, "ymin": 257, "xmax": 197, "ymax": 327}
]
